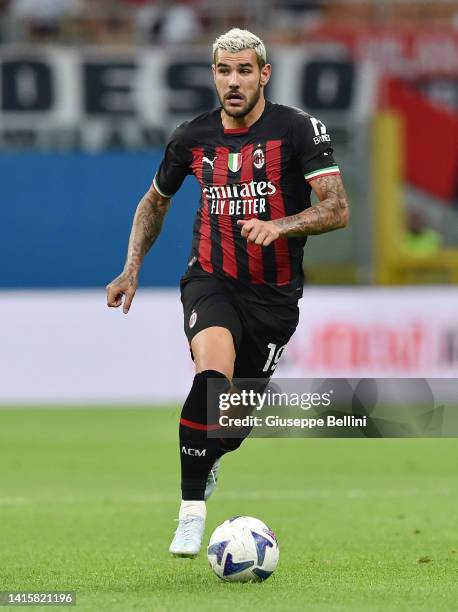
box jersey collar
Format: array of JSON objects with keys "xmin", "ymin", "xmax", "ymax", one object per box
[{"xmin": 221, "ymin": 100, "xmax": 271, "ymax": 135}]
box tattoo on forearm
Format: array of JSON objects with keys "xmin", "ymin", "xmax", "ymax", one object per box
[
  {"xmin": 123, "ymin": 188, "xmax": 170, "ymax": 279},
  {"xmin": 274, "ymin": 174, "xmax": 349, "ymax": 237}
]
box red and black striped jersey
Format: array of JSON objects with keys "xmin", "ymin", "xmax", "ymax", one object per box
[{"xmin": 153, "ymin": 101, "xmax": 340, "ymax": 302}]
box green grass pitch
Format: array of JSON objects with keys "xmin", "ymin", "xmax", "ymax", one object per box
[{"xmin": 0, "ymin": 408, "xmax": 457, "ymax": 611}]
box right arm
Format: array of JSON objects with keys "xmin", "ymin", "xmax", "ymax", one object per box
[{"xmin": 106, "ymin": 185, "xmax": 170, "ymax": 313}]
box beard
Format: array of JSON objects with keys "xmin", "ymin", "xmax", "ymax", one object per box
[{"xmin": 218, "ymin": 82, "xmax": 262, "ymax": 118}]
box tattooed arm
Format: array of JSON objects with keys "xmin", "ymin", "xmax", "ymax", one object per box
[
  {"xmin": 280, "ymin": 173, "xmax": 349, "ymax": 236},
  {"xmin": 106, "ymin": 185, "xmax": 171, "ymax": 313},
  {"xmin": 238, "ymin": 173, "xmax": 349, "ymax": 246}
]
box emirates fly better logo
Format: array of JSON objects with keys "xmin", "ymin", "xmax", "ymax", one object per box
[{"xmin": 203, "ymin": 181, "xmax": 277, "ymax": 216}]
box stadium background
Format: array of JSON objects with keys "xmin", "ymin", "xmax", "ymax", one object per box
[
  {"xmin": 1, "ymin": 3, "xmax": 458, "ymax": 610},
  {"xmin": 1, "ymin": 0, "xmax": 457, "ymax": 404}
]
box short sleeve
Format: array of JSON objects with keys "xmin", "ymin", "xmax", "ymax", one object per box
[
  {"xmin": 290, "ymin": 112, "xmax": 340, "ymax": 182},
  {"xmin": 153, "ymin": 123, "xmax": 192, "ymax": 197}
]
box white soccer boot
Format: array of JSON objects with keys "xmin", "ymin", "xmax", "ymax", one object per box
[
  {"xmin": 204, "ymin": 458, "xmax": 221, "ymax": 501},
  {"xmin": 169, "ymin": 501, "xmax": 206, "ymax": 558}
]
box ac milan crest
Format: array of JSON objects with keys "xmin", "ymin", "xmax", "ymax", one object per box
[
  {"xmin": 189, "ymin": 310, "xmax": 197, "ymax": 328},
  {"xmin": 253, "ymin": 147, "xmax": 265, "ymax": 169}
]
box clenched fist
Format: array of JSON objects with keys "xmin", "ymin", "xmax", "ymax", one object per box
[{"xmin": 237, "ymin": 218, "xmax": 282, "ymax": 246}]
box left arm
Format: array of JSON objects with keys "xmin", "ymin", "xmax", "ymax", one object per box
[{"xmin": 238, "ymin": 173, "xmax": 349, "ymax": 246}]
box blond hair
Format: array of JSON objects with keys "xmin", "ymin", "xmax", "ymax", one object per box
[{"xmin": 213, "ymin": 28, "xmax": 267, "ymax": 67}]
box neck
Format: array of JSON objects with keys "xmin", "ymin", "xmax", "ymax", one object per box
[{"xmin": 221, "ymin": 97, "xmax": 266, "ymax": 130}]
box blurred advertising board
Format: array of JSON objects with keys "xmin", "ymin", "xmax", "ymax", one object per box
[
  {"xmin": 279, "ymin": 288, "xmax": 458, "ymax": 379},
  {"xmin": 306, "ymin": 27, "xmax": 458, "ymax": 110},
  {"xmin": 0, "ymin": 45, "xmax": 376, "ymax": 147},
  {"xmin": 308, "ymin": 27, "xmax": 458, "ymax": 77},
  {"xmin": 0, "ymin": 288, "xmax": 456, "ymax": 405}
]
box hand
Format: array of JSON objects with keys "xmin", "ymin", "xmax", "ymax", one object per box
[
  {"xmin": 106, "ymin": 271, "xmax": 138, "ymax": 314},
  {"xmin": 237, "ymin": 218, "xmax": 281, "ymax": 246}
]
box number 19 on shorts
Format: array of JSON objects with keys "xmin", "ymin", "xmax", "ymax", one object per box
[{"xmin": 262, "ymin": 343, "xmax": 286, "ymax": 373}]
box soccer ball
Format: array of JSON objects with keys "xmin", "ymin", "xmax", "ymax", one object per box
[{"xmin": 207, "ymin": 516, "xmax": 279, "ymax": 582}]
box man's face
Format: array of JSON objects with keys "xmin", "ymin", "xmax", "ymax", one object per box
[{"xmin": 212, "ymin": 49, "xmax": 271, "ymax": 119}]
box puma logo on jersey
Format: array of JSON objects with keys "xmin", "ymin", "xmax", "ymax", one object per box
[{"xmin": 203, "ymin": 156, "xmax": 217, "ymax": 169}]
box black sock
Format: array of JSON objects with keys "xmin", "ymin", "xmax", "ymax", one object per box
[
  {"xmin": 179, "ymin": 370, "xmax": 230, "ymax": 500},
  {"xmin": 219, "ymin": 378, "xmax": 265, "ymax": 452}
]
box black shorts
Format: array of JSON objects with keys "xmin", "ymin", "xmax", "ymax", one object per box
[{"xmin": 180, "ymin": 265, "xmax": 299, "ymax": 380}]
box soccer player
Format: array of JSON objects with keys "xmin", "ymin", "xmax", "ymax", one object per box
[{"xmin": 106, "ymin": 28, "xmax": 349, "ymax": 557}]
